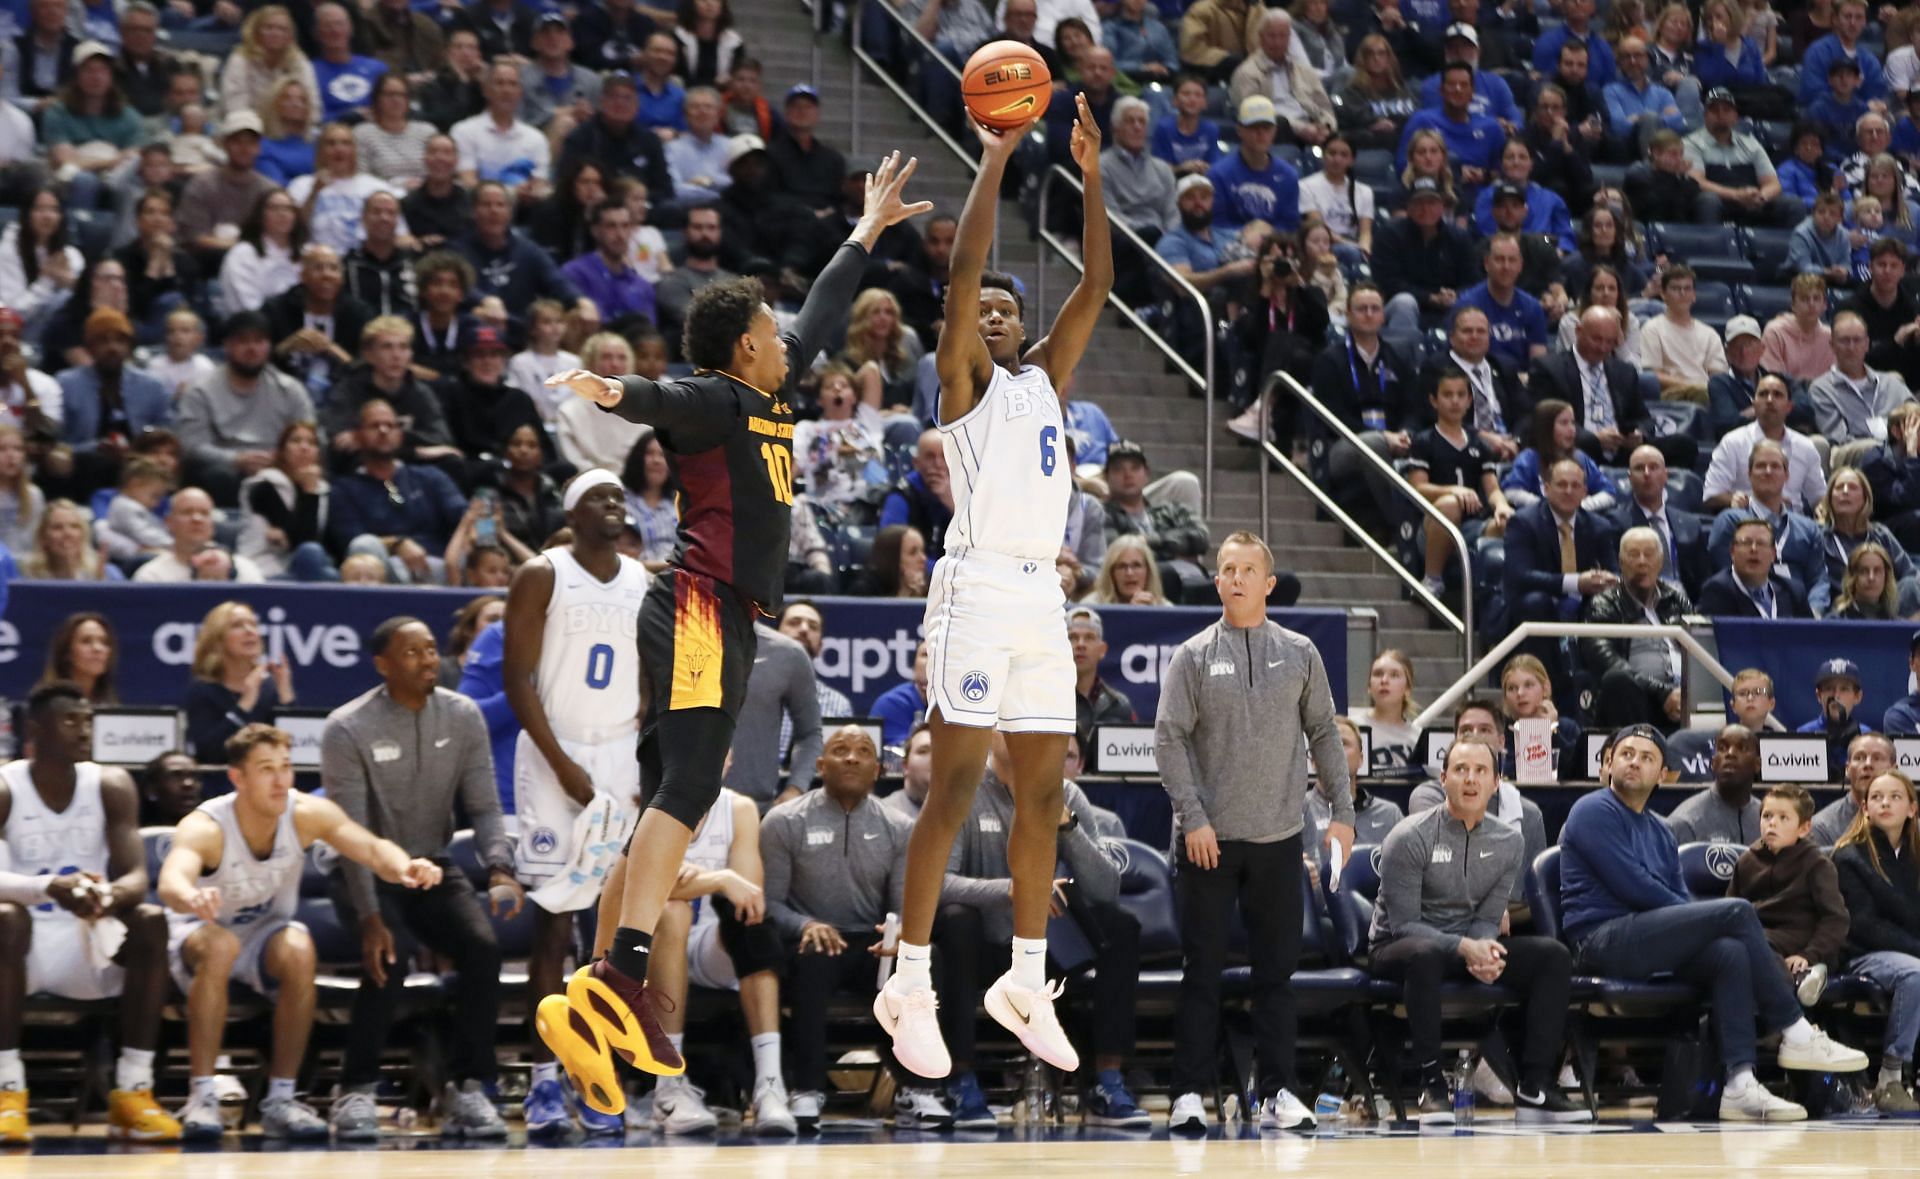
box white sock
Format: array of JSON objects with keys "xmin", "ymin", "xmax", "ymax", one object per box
[
  {"xmin": 1011, "ymin": 936, "xmax": 1047, "ymax": 990},
  {"xmin": 894, "ymin": 941, "xmax": 933, "ymax": 990},
  {"xmin": 215, "ymin": 1054, "xmax": 234, "ymax": 1070},
  {"xmin": 667, "ymin": 1032, "xmax": 685, "ymax": 1055},
  {"xmin": 266, "ymin": 1077, "xmax": 295, "ymax": 1103},
  {"xmin": 0, "ymin": 1050, "xmax": 22, "ymax": 1092},
  {"xmin": 1728, "ymin": 1065, "xmax": 1756, "ymax": 1089},
  {"xmin": 531, "ymin": 1061, "xmax": 559, "ymax": 1086},
  {"xmin": 191, "ymin": 1075, "xmax": 217, "ymax": 1104},
  {"xmin": 115, "ymin": 1047, "xmax": 155, "ymax": 1093},
  {"xmin": 751, "ymin": 1033, "xmax": 782, "ymax": 1085},
  {"xmin": 1781, "ymin": 1018, "xmax": 1815, "ymax": 1047}
]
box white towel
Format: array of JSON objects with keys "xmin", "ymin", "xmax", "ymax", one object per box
[{"xmin": 527, "ymin": 796, "xmax": 638, "ymax": 914}]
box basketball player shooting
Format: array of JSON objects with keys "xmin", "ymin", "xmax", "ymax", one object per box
[
  {"xmin": 876, "ymin": 94, "xmax": 1110, "ymax": 1080},
  {"xmin": 538, "ymin": 152, "xmax": 930, "ymax": 1117}
]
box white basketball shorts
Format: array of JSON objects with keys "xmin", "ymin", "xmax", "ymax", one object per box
[
  {"xmin": 514, "ymin": 730, "xmax": 642, "ymax": 891},
  {"xmin": 27, "ymin": 914, "xmax": 123, "ymax": 1001},
  {"xmin": 921, "ymin": 547, "xmax": 1075, "ymax": 734}
]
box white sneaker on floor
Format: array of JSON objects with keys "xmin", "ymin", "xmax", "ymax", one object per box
[
  {"xmin": 1169, "ymin": 1092, "xmax": 1208, "ymax": 1134},
  {"xmin": 1258, "ymin": 1088, "xmax": 1315, "ymax": 1131},
  {"xmin": 651, "ymin": 1078, "xmax": 718, "ymax": 1135},
  {"xmin": 893, "ymin": 1087, "xmax": 954, "ymax": 1130},
  {"xmin": 1720, "ymin": 1078, "xmax": 1807, "ymax": 1122},
  {"xmin": 211, "ymin": 1075, "xmax": 248, "ymax": 1104},
  {"xmin": 1777, "ymin": 1025, "xmax": 1869, "ymax": 1072},
  {"xmin": 176, "ymin": 1092, "xmax": 224, "ymax": 1142},
  {"xmin": 983, "ymin": 972, "xmax": 1080, "ymax": 1073},
  {"xmin": 1472, "ymin": 1058, "xmax": 1514, "ymax": 1106},
  {"xmin": 874, "ymin": 976, "xmax": 952, "ymax": 1080},
  {"xmin": 1557, "ymin": 1063, "xmax": 1579, "ymax": 1090},
  {"xmin": 751, "ymin": 1077, "xmax": 796, "ymax": 1137},
  {"xmin": 1227, "ymin": 405, "xmax": 1266, "ymax": 442},
  {"xmin": 790, "ymin": 1090, "xmax": 823, "ymax": 1131}
]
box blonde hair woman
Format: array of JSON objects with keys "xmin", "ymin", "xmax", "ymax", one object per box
[
  {"xmin": 0, "ymin": 423, "xmax": 44, "ymax": 556},
  {"xmin": 837, "ymin": 288, "xmax": 924, "ymax": 410},
  {"xmin": 184, "ymin": 600, "xmax": 296, "ymax": 765},
  {"xmin": 1830, "ymin": 768, "xmax": 1920, "ymax": 1113},
  {"xmin": 1816, "ymin": 467, "xmax": 1919, "ymax": 615},
  {"xmin": 1831, "ymin": 542, "xmax": 1900, "ymax": 619},
  {"xmin": 556, "ymin": 332, "xmax": 648, "ymax": 470},
  {"xmin": 220, "ymin": 5, "xmax": 319, "ymax": 121},
  {"xmin": 1089, "ymin": 535, "xmax": 1168, "ymax": 605},
  {"xmin": 20, "ymin": 499, "xmax": 118, "ymax": 581},
  {"xmin": 1399, "ymin": 128, "xmax": 1455, "ymax": 209},
  {"xmin": 1350, "ymin": 649, "xmax": 1419, "ymax": 764}
]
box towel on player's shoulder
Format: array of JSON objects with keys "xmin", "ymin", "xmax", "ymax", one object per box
[{"xmin": 527, "ymin": 796, "xmax": 639, "ymax": 913}]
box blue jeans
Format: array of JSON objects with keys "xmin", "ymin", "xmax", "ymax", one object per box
[
  {"xmin": 1850, "ymin": 950, "xmax": 1920, "ymax": 1063},
  {"xmin": 1575, "ymin": 897, "xmax": 1801, "ymax": 1070}
]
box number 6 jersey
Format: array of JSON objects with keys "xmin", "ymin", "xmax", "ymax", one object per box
[
  {"xmin": 939, "ymin": 363, "xmax": 1072, "ymax": 563},
  {"xmin": 536, "ymin": 548, "xmax": 651, "ymax": 743}
]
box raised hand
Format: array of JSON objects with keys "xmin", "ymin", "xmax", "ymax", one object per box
[
  {"xmin": 1068, "ymin": 93, "xmax": 1102, "ymax": 174},
  {"xmin": 862, "ymin": 151, "xmax": 935, "ymax": 231},
  {"xmin": 546, "ymin": 369, "xmax": 624, "ymax": 407},
  {"xmin": 971, "ymin": 114, "xmax": 1036, "ymax": 162}
]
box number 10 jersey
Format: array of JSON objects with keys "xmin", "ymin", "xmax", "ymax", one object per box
[{"xmin": 940, "ymin": 363, "xmax": 1072, "ymax": 564}]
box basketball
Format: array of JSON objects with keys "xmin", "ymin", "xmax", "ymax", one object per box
[{"xmin": 961, "ymin": 40, "xmax": 1052, "ymax": 131}]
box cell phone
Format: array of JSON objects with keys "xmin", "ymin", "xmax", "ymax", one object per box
[{"xmin": 474, "ymin": 489, "xmax": 498, "ymax": 545}]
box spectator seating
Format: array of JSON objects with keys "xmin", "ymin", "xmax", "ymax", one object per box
[
  {"xmin": 1738, "ymin": 284, "xmax": 1796, "ymax": 323},
  {"xmin": 1743, "ymin": 227, "xmax": 1796, "ymax": 284}
]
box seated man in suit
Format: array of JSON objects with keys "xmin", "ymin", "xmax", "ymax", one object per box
[
  {"xmin": 1419, "ymin": 306, "xmax": 1530, "ymax": 460},
  {"xmin": 1530, "ymin": 306, "xmax": 1698, "ymax": 471},
  {"xmin": 1311, "ymin": 284, "xmax": 1419, "ymax": 526},
  {"xmin": 1706, "ymin": 440, "xmax": 1825, "ymax": 604},
  {"xmin": 1696, "ymin": 517, "xmax": 1814, "ymax": 618},
  {"xmin": 1609, "ymin": 444, "xmax": 1708, "ymax": 600},
  {"xmin": 1581, "ymin": 526, "xmax": 1692, "ymax": 731},
  {"xmin": 1500, "ymin": 457, "xmax": 1618, "ymax": 657},
  {"xmin": 1368, "ymin": 737, "xmax": 1589, "ymax": 1126}
]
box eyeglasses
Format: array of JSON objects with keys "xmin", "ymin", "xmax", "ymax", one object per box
[{"xmin": 1734, "ymin": 687, "xmax": 1771, "ymax": 700}]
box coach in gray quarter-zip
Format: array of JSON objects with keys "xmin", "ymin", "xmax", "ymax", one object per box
[{"xmin": 1154, "ymin": 530, "xmax": 1352, "ymax": 1133}]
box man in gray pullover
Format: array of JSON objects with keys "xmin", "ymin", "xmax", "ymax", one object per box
[
  {"xmin": 1370, "ymin": 738, "xmax": 1587, "ymax": 1124},
  {"xmin": 173, "ymin": 311, "xmax": 316, "ymax": 505},
  {"xmin": 320, "ymin": 615, "xmax": 521, "ymax": 1139},
  {"xmin": 725, "ymin": 622, "xmax": 824, "ymax": 811},
  {"xmin": 1155, "ymin": 531, "xmax": 1354, "ymax": 1134}
]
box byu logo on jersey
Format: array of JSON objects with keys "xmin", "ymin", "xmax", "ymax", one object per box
[
  {"xmin": 961, "ymin": 671, "xmax": 991, "ymax": 702},
  {"xmin": 1004, "ymin": 386, "xmax": 1035, "ymax": 419},
  {"xmin": 530, "ymin": 827, "xmax": 560, "ymax": 857}
]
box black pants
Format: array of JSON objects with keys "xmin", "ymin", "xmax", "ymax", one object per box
[
  {"xmin": 706, "ymin": 895, "xmax": 784, "ymax": 976},
  {"xmin": 1594, "ymin": 665, "xmax": 1679, "ymax": 732},
  {"xmin": 1172, "ymin": 835, "xmax": 1303, "ymax": 1098},
  {"xmin": 1369, "ymin": 934, "xmax": 1573, "ymax": 1084},
  {"xmin": 634, "ymin": 570, "xmax": 756, "ymax": 829},
  {"xmin": 329, "ymin": 868, "xmax": 502, "ymax": 1087},
  {"xmin": 786, "ymin": 929, "xmax": 886, "ymax": 1092}
]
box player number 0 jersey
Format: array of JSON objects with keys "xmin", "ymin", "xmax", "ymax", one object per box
[
  {"xmin": 536, "ymin": 548, "xmax": 652, "ymax": 743},
  {"xmin": 940, "ymin": 363, "xmax": 1072, "ymax": 563}
]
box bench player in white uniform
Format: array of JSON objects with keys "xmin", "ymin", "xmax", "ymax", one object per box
[
  {"xmin": 503, "ymin": 468, "xmax": 650, "ymax": 1136},
  {"xmin": 158, "ymin": 724, "xmax": 443, "ymax": 1141},
  {"xmin": 876, "ymin": 95, "xmax": 1112, "ymax": 1091},
  {"xmin": 0, "ymin": 682, "xmax": 178, "ymax": 1143},
  {"xmin": 640, "ymin": 783, "xmax": 794, "ymax": 1136}
]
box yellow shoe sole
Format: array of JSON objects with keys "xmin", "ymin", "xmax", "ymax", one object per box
[
  {"xmin": 536, "ymin": 994, "xmax": 626, "ymax": 1117},
  {"xmin": 564, "ymin": 965, "xmax": 686, "ymax": 1080}
]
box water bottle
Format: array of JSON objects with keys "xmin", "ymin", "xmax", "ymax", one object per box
[
  {"xmin": 1314, "ymin": 1060, "xmax": 1347, "ymax": 1122},
  {"xmin": 1451, "ymin": 1050, "xmax": 1475, "ymax": 1128},
  {"xmin": 876, "ymin": 912, "xmax": 899, "ymax": 990},
  {"xmin": 1023, "ymin": 1055, "xmax": 1049, "ymax": 1127}
]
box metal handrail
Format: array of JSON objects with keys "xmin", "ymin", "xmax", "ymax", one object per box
[
  {"xmin": 1410, "ymin": 621, "xmax": 1740, "ymax": 730},
  {"xmin": 846, "ymin": 0, "xmax": 1002, "ymax": 271},
  {"xmin": 1261, "ymin": 369, "xmax": 1472, "ymax": 665},
  {"xmin": 1034, "ymin": 164, "xmax": 1214, "ymax": 514}
]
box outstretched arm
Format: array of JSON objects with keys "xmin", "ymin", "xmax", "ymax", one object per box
[
  {"xmin": 792, "ymin": 152, "xmax": 933, "ymax": 365},
  {"xmin": 294, "ymin": 795, "xmax": 442, "ymax": 888},
  {"xmin": 1030, "ymin": 94, "xmax": 1112, "ymax": 388},
  {"xmin": 938, "ymin": 118, "xmax": 1033, "ymax": 426}
]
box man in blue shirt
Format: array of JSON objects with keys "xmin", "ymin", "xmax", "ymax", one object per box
[
  {"xmin": 1398, "ymin": 62, "xmax": 1503, "ymax": 185},
  {"xmin": 1797, "ymin": 0, "xmax": 1887, "ymax": 106},
  {"xmin": 1559, "ymin": 723, "xmax": 1868, "ymax": 1122},
  {"xmin": 1150, "ymin": 75, "xmax": 1224, "ymax": 175},
  {"xmin": 1207, "ymin": 96, "xmax": 1300, "ymax": 233},
  {"xmin": 1416, "ymin": 24, "xmax": 1520, "ymax": 126},
  {"xmin": 1453, "ymin": 229, "xmax": 1546, "ymax": 371},
  {"xmin": 1884, "ymin": 634, "xmax": 1920, "ymax": 735},
  {"xmin": 871, "ymin": 639, "xmax": 929, "ymax": 749},
  {"xmin": 312, "ymin": 2, "xmax": 387, "ymax": 124},
  {"xmin": 1808, "ymin": 59, "xmax": 1872, "ymax": 156},
  {"xmin": 1603, "ymin": 36, "xmax": 1685, "ymax": 157},
  {"xmin": 560, "ymin": 200, "xmax": 656, "ymax": 322},
  {"xmin": 1794, "ymin": 658, "xmax": 1876, "ymax": 772},
  {"xmin": 634, "ymin": 31, "xmax": 687, "ymax": 132},
  {"xmin": 1531, "ymin": 0, "xmax": 1615, "ymax": 87}
]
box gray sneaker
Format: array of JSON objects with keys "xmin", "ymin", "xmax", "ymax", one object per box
[
  {"xmin": 261, "ymin": 1096, "xmax": 329, "ymax": 1141},
  {"xmin": 329, "ymin": 1086, "xmax": 381, "ymax": 1142},
  {"xmin": 440, "ymin": 1081, "xmax": 508, "ymax": 1139}
]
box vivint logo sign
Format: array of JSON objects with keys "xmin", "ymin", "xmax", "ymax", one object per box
[{"xmin": 151, "ymin": 606, "xmax": 363, "ymax": 669}]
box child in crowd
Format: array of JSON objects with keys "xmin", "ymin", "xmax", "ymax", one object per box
[
  {"xmin": 1729, "ymin": 667, "xmax": 1779, "ymax": 731},
  {"xmin": 1789, "ymin": 192, "xmax": 1853, "ymax": 286},
  {"xmin": 1407, "ymin": 367, "xmax": 1513, "ymax": 597},
  {"xmin": 167, "ymin": 103, "xmax": 225, "ymax": 174},
  {"xmin": 620, "ymin": 180, "xmax": 673, "ymax": 284},
  {"xmin": 1729, "ymin": 785, "xmax": 1849, "ymax": 1009},
  {"xmin": 1809, "ymin": 59, "xmax": 1870, "ymax": 156},
  {"xmin": 1639, "ymin": 264, "xmax": 1727, "ymax": 402},
  {"xmin": 507, "ymin": 299, "xmax": 580, "ymax": 421},
  {"xmin": 1501, "ymin": 653, "xmax": 1581, "ymax": 779},
  {"xmin": 1626, "ymin": 130, "xmax": 1708, "ymax": 223},
  {"xmin": 1761, "ymin": 272, "xmax": 1836, "ymax": 382},
  {"xmin": 1833, "ymin": 769, "xmax": 1920, "ymax": 1114},
  {"xmin": 138, "ymin": 309, "xmax": 219, "ymax": 397},
  {"xmin": 1775, "ymin": 122, "xmax": 1838, "ymax": 211},
  {"xmin": 101, "ymin": 457, "xmax": 173, "ymax": 563},
  {"xmin": 791, "ymin": 364, "xmax": 886, "ymax": 510},
  {"xmin": 1849, "ymin": 195, "xmax": 1884, "ymax": 286}
]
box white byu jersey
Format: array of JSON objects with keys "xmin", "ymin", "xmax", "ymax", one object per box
[
  {"xmin": 1, "ymin": 760, "xmax": 107, "ymax": 920},
  {"xmin": 536, "ymin": 548, "xmax": 651, "ymax": 743},
  {"xmin": 940, "ymin": 363, "xmax": 1073, "ymax": 563}
]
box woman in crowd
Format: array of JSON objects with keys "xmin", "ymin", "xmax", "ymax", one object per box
[
  {"xmin": 1556, "ymin": 265, "xmax": 1646, "ymax": 362},
  {"xmin": 1830, "ymin": 543, "xmax": 1902, "ymax": 619},
  {"xmin": 1288, "ymin": 0, "xmax": 1348, "ymax": 88},
  {"xmin": 219, "ymin": 5, "xmax": 318, "ymax": 120},
  {"xmin": 1500, "ymin": 398, "xmax": 1616, "ymax": 512},
  {"xmin": 792, "ymin": 364, "xmax": 886, "ymax": 510},
  {"xmin": 1336, "ymin": 34, "xmax": 1415, "ymax": 152},
  {"xmin": 1299, "ymin": 218, "xmax": 1348, "ymax": 327},
  {"xmin": 1501, "ymin": 652, "xmax": 1580, "ymax": 779},
  {"xmin": 1089, "ymin": 534, "xmax": 1169, "ymax": 605},
  {"xmin": 20, "ymin": 499, "xmax": 123, "ymax": 581},
  {"xmin": 1817, "ymin": 467, "xmax": 1920, "ymax": 616},
  {"xmin": 1865, "ymin": 155, "xmax": 1917, "ymax": 244},
  {"xmin": 1398, "ymin": 127, "xmax": 1456, "ymax": 210},
  {"xmin": 1297, "ymin": 133, "xmax": 1373, "ymax": 255},
  {"xmin": 355, "ymin": 74, "xmax": 438, "ymax": 186},
  {"xmin": 184, "ymin": 600, "xmax": 295, "ymax": 766},
  {"xmin": 239, "ymin": 420, "xmax": 334, "ymax": 580},
  {"xmin": 838, "ymin": 288, "xmax": 925, "ymax": 411},
  {"xmin": 557, "ymin": 332, "xmax": 649, "ymax": 470},
  {"xmin": 1563, "ymin": 206, "xmax": 1653, "ymax": 304},
  {"xmin": 40, "ymin": 47, "xmax": 144, "ymax": 211},
  {"xmin": 0, "ymin": 189, "xmax": 83, "ymax": 340},
  {"xmin": 1349, "ymin": 648, "xmax": 1420, "ymax": 767},
  {"xmin": 1227, "ymin": 231, "xmax": 1330, "ymax": 448},
  {"xmin": 494, "ymin": 424, "xmax": 565, "ymax": 552},
  {"xmin": 621, "ymin": 431, "xmax": 678, "ymax": 570},
  {"xmin": 41, "ymin": 256, "xmax": 132, "ymax": 369},
  {"xmin": 674, "ymin": 0, "xmax": 745, "ymax": 88},
  {"xmin": 217, "ymin": 188, "xmax": 304, "ymax": 317},
  {"xmin": 1647, "ymin": 4, "xmax": 1696, "ymax": 88},
  {"xmin": 0, "ymin": 423, "xmax": 44, "ymax": 555},
  {"xmin": 289, "ymin": 123, "xmax": 408, "ymax": 255},
  {"xmin": 531, "ymin": 158, "xmax": 608, "ymax": 261},
  {"xmin": 38, "ymin": 611, "xmax": 118, "ymax": 705},
  {"xmin": 256, "ymin": 77, "xmax": 318, "ymax": 186},
  {"xmin": 861, "ymin": 523, "xmax": 929, "ymax": 597},
  {"xmin": 1832, "ymin": 769, "xmax": 1920, "ymax": 1114},
  {"xmin": 439, "ymin": 595, "xmax": 506, "ymax": 686},
  {"xmin": 1693, "ymin": 0, "xmax": 1769, "ymax": 91},
  {"xmin": 1887, "ymin": 9, "xmax": 1920, "ymax": 95}
]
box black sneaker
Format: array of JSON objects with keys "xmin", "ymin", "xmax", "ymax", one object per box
[
  {"xmin": 1515, "ymin": 1083, "xmax": 1594, "ymax": 1124},
  {"xmin": 1415, "ymin": 1080, "xmax": 1454, "ymax": 1126}
]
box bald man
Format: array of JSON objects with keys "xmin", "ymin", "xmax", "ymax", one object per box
[{"xmin": 1530, "ymin": 306, "xmax": 1696, "ymax": 470}]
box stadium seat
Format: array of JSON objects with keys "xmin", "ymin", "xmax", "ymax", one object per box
[
  {"xmin": 1645, "ymin": 400, "xmax": 1710, "ymax": 451},
  {"xmin": 1689, "ymin": 280, "xmax": 1736, "ymax": 318},
  {"xmin": 140, "ymin": 826, "xmax": 175, "ymax": 891},
  {"xmin": 1589, "ymin": 163, "xmax": 1629, "ymax": 192},
  {"xmin": 1667, "ymin": 468, "xmax": 1703, "ymax": 514},
  {"xmin": 1649, "ymin": 223, "xmax": 1740, "ymax": 269},
  {"xmin": 1665, "ymin": 727, "xmax": 1715, "ymax": 783},
  {"xmin": 1675, "ymin": 840, "xmax": 1744, "ymax": 901},
  {"xmin": 1738, "ymin": 284, "xmax": 1794, "ymax": 322},
  {"xmin": 1743, "ymin": 227, "xmax": 1795, "ymax": 283}
]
